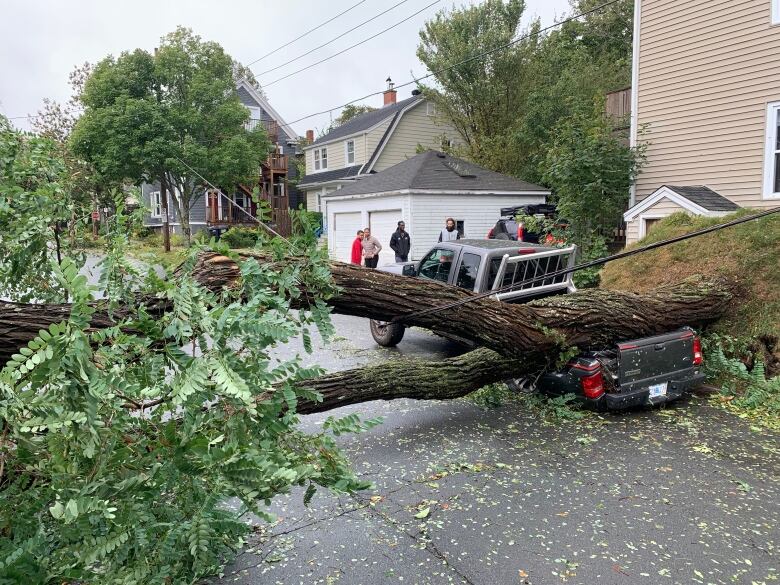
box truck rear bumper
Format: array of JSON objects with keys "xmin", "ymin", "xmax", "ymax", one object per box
[{"xmin": 601, "ymin": 372, "xmax": 706, "ymax": 410}]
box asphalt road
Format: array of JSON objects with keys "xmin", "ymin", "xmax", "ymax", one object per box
[{"xmin": 208, "ymin": 315, "xmax": 779, "ymax": 585}]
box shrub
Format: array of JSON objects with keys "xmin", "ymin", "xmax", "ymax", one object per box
[{"xmin": 220, "ymin": 226, "xmax": 260, "ymax": 249}]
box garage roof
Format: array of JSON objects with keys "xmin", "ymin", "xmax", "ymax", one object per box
[{"xmin": 327, "ymin": 151, "xmax": 549, "ymax": 197}]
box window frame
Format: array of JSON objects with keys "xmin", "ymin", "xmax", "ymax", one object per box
[
  {"xmin": 149, "ymin": 191, "xmax": 162, "ymax": 218},
  {"xmin": 320, "ymin": 147, "xmax": 328, "ymax": 170},
  {"xmin": 455, "ymin": 252, "xmax": 482, "ymax": 291},
  {"xmin": 345, "ymin": 140, "xmax": 355, "ymax": 165},
  {"xmin": 426, "ymin": 101, "xmax": 437, "ymax": 116},
  {"xmin": 762, "ymin": 100, "xmax": 780, "ymax": 199}
]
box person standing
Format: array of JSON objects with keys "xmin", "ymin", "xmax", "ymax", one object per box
[
  {"xmin": 438, "ymin": 217, "xmax": 461, "ymax": 242},
  {"xmin": 350, "ymin": 230, "xmax": 364, "ymax": 265},
  {"xmin": 361, "ymin": 227, "xmax": 382, "ymax": 268},
  {"xmin": 389, "ymin": 220, "xmax": 411, "ymax": 262}
]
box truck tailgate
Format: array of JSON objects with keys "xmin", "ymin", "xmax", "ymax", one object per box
[{"xmin": 617, "ymin": 329, "xmax": 697, "ymax": 392}]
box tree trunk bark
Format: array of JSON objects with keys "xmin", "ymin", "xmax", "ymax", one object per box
[
  {"xmin": 0, "ymin": 252, "xmax": 734, "ymax": 368},
  {"xmin": 191, "ymin": 252, "xmax": 735, "ymax": 356},
  {"xmin": 295, "ymin": 348, "xmax": 525, "ymax": 415}
]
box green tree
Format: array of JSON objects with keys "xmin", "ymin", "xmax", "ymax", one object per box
[
  {"xmin": 416, "ymin": 0, "xmax": 528, "ymax": 168},
  {"xmin": 542, "ymin": 103, "xmax": 645, "ymax": 255},
  {"xmin": 0, "ymin": 117, "xmax": 89, "ymax": 302},
  {"xmin": 416, "ymin": 0, "xmax": 634, "ymax": 183},
  {"xmin": 0, "ymin": 119, "xmax": 376, "ymax": 582},
  {"xmin": 71, "ymin": 27, "xmax": 270, "ymax": 244}
]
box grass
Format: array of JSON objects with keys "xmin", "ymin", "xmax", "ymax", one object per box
[
  {"xmin": 126, "ymin": 236, "xmax": 188, "ymax": 272},
  {"xmin": 601, "ymin": 210, "xmax": 780, "ymax": 427},
  {"xmin": 601, "ymin": 210, "xmax": 780, "ymax": 339}
]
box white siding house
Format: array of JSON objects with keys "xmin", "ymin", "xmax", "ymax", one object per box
[{"xmin": 322, "ymin": 151, "xmax": 549, "ymax": 263}]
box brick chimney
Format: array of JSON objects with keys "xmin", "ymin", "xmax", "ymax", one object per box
[
  {"xmin": 305, "ymin": 129, "xmax": 314, "ymax": 144},
  {"xmin": 383, "ymin": 77, "xmax": 397, "ymax": 107}
]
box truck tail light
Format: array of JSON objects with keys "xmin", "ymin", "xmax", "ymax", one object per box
[
  {"xmin": 580, "ymin": 371, "xmax": 605, "ymax": 399},
  {"xmin": 693, "ymin": 336, "xmax": 703, "ymax": 366},
  {"xmin": 487, "ymin": 227, "xmax": 494, "ymax": 238},
  {"xmin": 517, "ymin": 223, "xmax": 525, "ymax": 242}
]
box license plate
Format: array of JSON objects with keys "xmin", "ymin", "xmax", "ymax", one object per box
[{"xmin": 648, "ymin": 382, "xmax": 668, "ymax": 398}]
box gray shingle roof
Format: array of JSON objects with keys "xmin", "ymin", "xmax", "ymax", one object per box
[
  {"xmin": 327, "ymin": 151, "xmax": 549, "ymax": 197},
  {"xmin": 310, "ymin": 96, "xmax": 422, "ymax": 146},
  {"xmin": 297, "ymin": 165, "xmax": 366, "ymax": 188},
  {"xmin": 665, "ymin": 185, "xmax": 741, "ymax": 212}
]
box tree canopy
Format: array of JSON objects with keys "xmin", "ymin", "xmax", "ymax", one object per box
[
  {"xmin": 417, "ymin": 0, "xmax": 633, "ymax": 228},
  {"xmin": 70, "ymin": 27, "xmax": 270, "ymax": 242}
]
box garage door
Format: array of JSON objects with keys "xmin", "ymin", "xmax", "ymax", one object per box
[
  {"xmin": 333, "ymin": 212, "xmax": 363, "ymax": 263},
  {"xmin": 370, "ymin": 209, "xmax": 402, "ymax": 266}
]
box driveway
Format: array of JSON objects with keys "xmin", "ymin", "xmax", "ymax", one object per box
[{"xmin": 209, "ymin": 315, "xmax": 779, "ymax": 585}]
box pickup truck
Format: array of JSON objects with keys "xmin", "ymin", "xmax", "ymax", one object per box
[{"xmin": 371, "ymin": 240, "xmax": 705, "ymax": 410}]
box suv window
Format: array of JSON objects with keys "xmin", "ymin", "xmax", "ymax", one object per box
[
  {"xmin": 456, "ymin": 252, "xmax": 481, "ymax": 290},
  {"xmin": 418, "ymin": 248, "xmax": 456, "ymax": 283}
]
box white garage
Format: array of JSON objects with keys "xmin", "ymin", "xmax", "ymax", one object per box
[
  {"xmin": 369, "ymin": 209, "xmax": 402, "ymax": 265},
  {"xmin": 322, "ymin": 151, "xmax": 549, "ymax": 263},
  {"xmin": 332, "ymin": 212, "xmax": 363, "ymax": 263}
]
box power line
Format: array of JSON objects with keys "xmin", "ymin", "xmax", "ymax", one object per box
[
  {"xmin": 284, "ymin": 0, "xmax": 623, "ymax": 126},
  {"xmin": 386, "ymin": 205, "xmax": 780, "ymax": 327},
  {"xmin": 255, "ymin": 0, "xmax": 413, "ymax": 78},
  {"xmin": 244, "ymin": 0, "xmax": 369, "ymax": 68},
  {"xmin": 263, "ymin": 0, "xmax": 442, "ymax": 88}
]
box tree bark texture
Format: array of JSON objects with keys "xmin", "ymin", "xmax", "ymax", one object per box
[
  {"xmin": 0, "ymin": 251, "xmax": 734, "ymax": 368},
  {"xmin": 294, "ymin": 348, "xmax": 525, "ymax": 415},
  {"xmin": 191, "ymin": 252, "xmax": 735, "ymax": 356}
]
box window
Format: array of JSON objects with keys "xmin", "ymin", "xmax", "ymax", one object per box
[
  {"xmin": 314, "ymin": 147, "xmax": 328, "ymax": 171},
  {"xmin": 763, "ymin": 101, "xmax": 780, "ymax": 198},
  {"xmin": 150, "ymin": 191, "xmax": 162, "ymax": 217},
  {"xmin": 456, "ymin": 253, "xmax": 481, "ymax": 290},
  {"xmin": 234, "ymin": 192, "xmax": 248, "ymax": 209},
  {"xmin": 426, "ymin": 101, "xmax": 437, "ymax": 116},
  {"xmin": 418, "ymin": 248, "xmax": 455, "ymax": 283},
  {"xmin": 346, "ymin": 140, "xmax": 355, "ymax": 165},
  {"xmin": 773, "ymin": 0, "xmax": 780, "ymax": 24}
]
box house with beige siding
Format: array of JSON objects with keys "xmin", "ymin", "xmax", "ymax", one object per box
[
  {"xmin": 298, "ymin": 80, "xmax": 461, "ymax": 217},
  {"xmin": 624, "ymin": 0, "xmax": 780, "ymax": 243}
]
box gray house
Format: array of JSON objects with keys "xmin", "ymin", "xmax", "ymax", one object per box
[{"xmin": 141, "ymin": 79, "xmax": 300, "ymax": 235}]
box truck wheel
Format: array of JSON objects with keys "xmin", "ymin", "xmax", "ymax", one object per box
[
  {"xmin": 370, "ymin": 319, "xmax": 406, "ymax": 347},
  {"xmin": 505, "ymin": 377, "xmax": 537, "ymax": 394}
]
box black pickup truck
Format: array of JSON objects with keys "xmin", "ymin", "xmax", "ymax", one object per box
[{"xmin": 372, "ymin": 240, "xmax": 705, "ymax": 410}]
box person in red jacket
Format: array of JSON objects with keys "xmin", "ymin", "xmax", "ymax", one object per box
[{"xmin": 351, "ymin": 230, "xmax": 364, "ymax": 265}]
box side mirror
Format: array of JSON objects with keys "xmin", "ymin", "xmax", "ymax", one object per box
[{"xmin": 402, "ymin": 264, "xmax": 416, "ymax": 277}]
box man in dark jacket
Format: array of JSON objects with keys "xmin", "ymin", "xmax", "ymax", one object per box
[{"xmin": 389, "ymin": 221, "xmax": 411, "ymax": 262}]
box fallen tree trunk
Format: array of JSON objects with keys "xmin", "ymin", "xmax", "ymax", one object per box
[
  {"xmin": 1, "ymin": 252, "xmax": 734, "ymax": 369},
  {"xmin": 295, "ymin": 348, "xmax": 526, "ymax": 414},
  {"xmin": 192, "ymin": 252, "xmax": 735, "ymax": 353}
]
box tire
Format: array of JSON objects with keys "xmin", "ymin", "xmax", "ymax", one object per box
[
  {"xmin": 505, "ymin": 376, "xmax": 537, "ymax": 394},
  {"xmin": 370, "ymin": 319, "xmax": 406, "ymax": 347}
]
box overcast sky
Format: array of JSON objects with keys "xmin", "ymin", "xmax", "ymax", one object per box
[{"xmin": 1, "ymin": 0, "xmax": 572, "ymax": 136}]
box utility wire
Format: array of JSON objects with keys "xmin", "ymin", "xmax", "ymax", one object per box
[
  {"xmin": 386, "ymin": 206, "xmax": 780, "ymax": 327},
  {"xmin": 256, "ymin": 0, "xmax": 413, "ymax": 77},
  {"xmin": 244, "ymin": 0, "xmax": 368, "ymax": 68},
  {"xmin": 263, "ymin": 0, "xmax": 442, "ymax": 88},
  {"xmin": 284, "ymin": 0, "xmax": 622, "ymax": 125}
]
